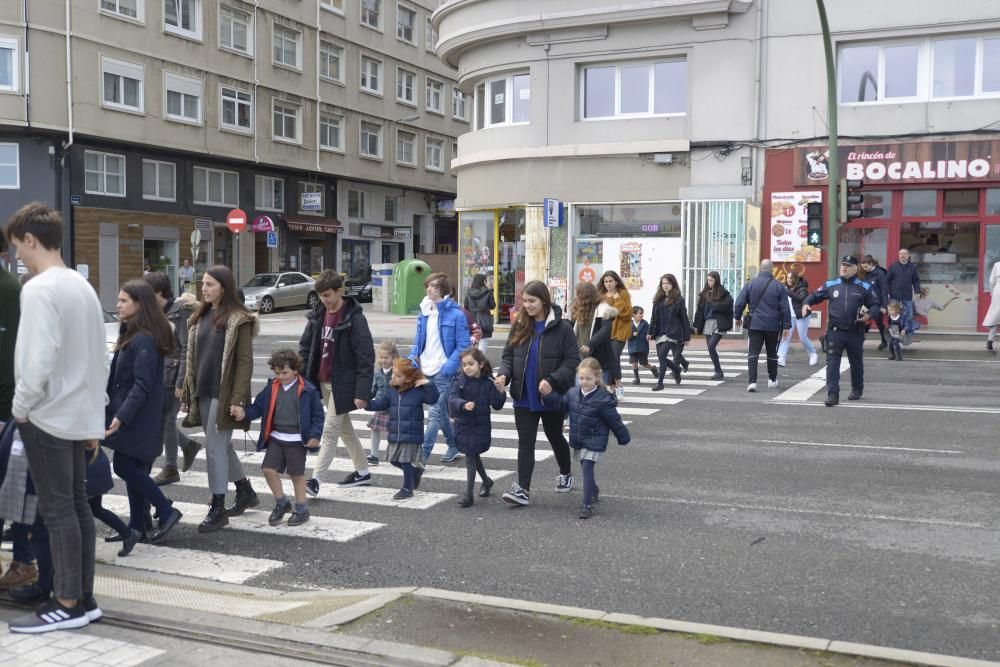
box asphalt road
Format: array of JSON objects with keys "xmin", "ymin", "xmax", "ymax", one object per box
[{"xmin": 128, "ymin": 315, "xmax": 1000, "ymax": 662}]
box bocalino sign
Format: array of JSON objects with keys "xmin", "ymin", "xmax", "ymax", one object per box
[{"xmin": 793, "ymin": 140, "xmax": 1000, "ymax": 186}]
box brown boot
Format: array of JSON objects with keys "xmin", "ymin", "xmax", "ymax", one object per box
[
  {"xmin": 0, "ymin": 561, "xmax": 38, "ymax": 590},
  {"xmin": 154, "ymin": 465, "xmax": 180, "ymax": 486}
]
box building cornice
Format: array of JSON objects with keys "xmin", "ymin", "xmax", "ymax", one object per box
[
  {"xmin": 450, "ymin": 139, "xmax": 691, "ymax": 171},
  {"xmin": 433, "ymin": 0, "xmax": 752, "ymax": 67}
]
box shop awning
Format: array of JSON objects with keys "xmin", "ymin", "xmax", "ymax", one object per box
[{"xmin": 283, "ymin": 216, "xmax": 343, "ymax": 234}]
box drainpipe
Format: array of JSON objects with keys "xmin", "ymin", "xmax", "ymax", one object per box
[
  {"xmin": 252, "ymin": 0, "xmax": 259, "ymax": 163},
  {"xmin": 750, "ymin": 0, "xmax": 764, "ymax": 202},
  {"xmin": 62, "ymin": 0, "xmax": 75, "ymax": 265},
  {"xmin": 63, "ymin": 0, "xmax": 74, "ymax": 149},
  {"xmin": 315, "ymin": 2, "xmax": 322, "ymax": 173},
  {"xmin": 22, "ymin": 0, "xmax": 29, "ymax": 127}
]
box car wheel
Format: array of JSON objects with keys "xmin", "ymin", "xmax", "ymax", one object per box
[
  {"xmin": 306, "ymin": 291, "xmax": 319, "ymax": 310},
  {"xmin": 259, "ymin": 296, "xmax": 275, "ymax": 314}
]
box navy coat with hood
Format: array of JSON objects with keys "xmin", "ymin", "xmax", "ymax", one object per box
[
  {"xmin": 545, "ymin": 387, "xmax": 630, "ymax": 453},
  {"xmin": 299, "ymin": 296, "xmax": 374, "ymax": 415},
  {"xmin": 104, "ymin": 333, "xmax": 165, "ymax": 462},
  {"xmin": 367, "ymin": 382, "xmax": 440, "ymax": 445},
  {"xmin": 447, "ymin": 374, "xmax": 506, "ymax": 455}
]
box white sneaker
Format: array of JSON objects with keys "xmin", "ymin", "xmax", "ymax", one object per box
[
  {"xmin": 777, "ymin": 360, "xmax": 786, "ymax": 367},
  {"xmin": 768, "ymin": 379, "xmax": 779, "ymax": 389},
  {"xmin": 746, "ymin": 383, "xmax": 757, "ymax": 392},
  {"xmin": 808, "ymin": 352, "xmax": 818, "ymax": 366}
]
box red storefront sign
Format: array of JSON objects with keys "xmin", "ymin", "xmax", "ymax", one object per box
[{"xmin": 793, "ymin": 140, "xmax": 1000, "ymax": 186}]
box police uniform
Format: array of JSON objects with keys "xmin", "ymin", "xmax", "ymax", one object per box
[{"xmin": 803, "ymin": 256, "xmax": 881, "ymax": 406}]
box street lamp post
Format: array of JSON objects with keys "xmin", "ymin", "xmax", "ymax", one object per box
[{"xmin": 815, "ymin": 0, "xmax": 840, "ymax": 279}]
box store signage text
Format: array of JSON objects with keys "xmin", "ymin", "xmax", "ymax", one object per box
[{"xmin": 845, "ymin": 153, "xmax": 992, "ymax": 182}]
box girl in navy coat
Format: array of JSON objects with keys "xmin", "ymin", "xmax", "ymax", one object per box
[
  {"xmin": 366, "ymin": 358, "xmax": 439, "ymax": 500},
  {"xmin": 447, "ymin": 348, "xmax": 506, "ymax": 507},
  {"xmin": 545, "ymin": 358, "xmax": 630, "ymax": 519},
  {"xmin": 104, "ymin": 281, "xmax": 182, "ymax": 544},
  {"xmin": 87, "ymin": 447, "xmax": 135, "ymax": 557}
]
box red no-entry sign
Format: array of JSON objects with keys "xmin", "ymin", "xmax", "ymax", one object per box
[{"xmin": 226, "ymin": 208, "xmax": 247, "ymax": 234}]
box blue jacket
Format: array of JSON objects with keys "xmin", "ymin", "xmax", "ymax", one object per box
[
  {"xmin": 104, "ymin": 333, "xmax": 165, "ymax": 462},
  {"xmin": 733, "ymin": 273, "xmax": 791, "ymax": 332},
  {"xmin": 409, "ymin": 297, "xmax": 471, "ymax": 378},
  {"xmin": 370, "ymin": 366, "xmax": 392, "ymax": 410},
  {"xmin": 886, "ymin": 261, "xmax": 921, "ymax": 302},
  {"xmin": 86, "ymin": 447, "xmax": 114, "ymax": 498},
  {"xmin": 628, "ymin": 320, "xmax": 650, "ymax": 354},
  {"xmin": 242, "ymin": 376, "xmax": 325, "ymax": 451},
  {"xmin": 545, "ymin": 387, "xmax": 630, "ymax": 453},
  {"xmin": 447, "ymin": 374, "xmax": 506, "ymax": 455},
  {"xmin": 368, "ymin": 382, "xmax": 440, "ymax": 445}
]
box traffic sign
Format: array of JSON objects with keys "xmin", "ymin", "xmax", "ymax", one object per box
[
  {"xmin": 808, "ymin": 230, "xmax": 821, "ymax": 246},
  {"xmin": 266, "ymin": 231, "xmax": 278, "ymax": 248},
  {"xmin": 226, "ymin": 208, "xmax": 247, "ymax": 234},
  {"xmin": 252, "ymin": 215, "xmax": 274, "ymax": 232}
]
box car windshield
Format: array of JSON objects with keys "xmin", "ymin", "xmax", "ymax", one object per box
[
  {"xmin": 103, "ymin": 311, "xmax": 119, "ymax": 324},
  {"xmin": 244, "ymin": 274, "xmax": 278, "ymax": 288}
]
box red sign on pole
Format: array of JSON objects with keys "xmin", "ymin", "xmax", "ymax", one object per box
[{"xmin": 226, "ymin": 209, "xmax": 247, "ymax": 234}]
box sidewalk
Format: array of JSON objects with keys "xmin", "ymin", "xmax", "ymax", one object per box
[{"xmin": 2, "ymin": 556, "xmax": 995, "ymax": 666}]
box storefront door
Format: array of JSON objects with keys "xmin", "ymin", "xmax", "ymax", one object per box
[
  {"xmin": 978, "ymin": 222, "xmax": 1000, "ymax": 331},
  {"xmin": 497, "ymin": 208, "xmax": 526, "ymax": 323}
]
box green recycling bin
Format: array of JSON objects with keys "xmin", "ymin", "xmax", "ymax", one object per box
[{"xmin": 391, "ymin": 259, "xmax": 431, "ymax": 315}]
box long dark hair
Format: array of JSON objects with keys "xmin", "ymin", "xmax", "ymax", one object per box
[
  {"xmin": 508, "ymin": 280, "xmax": 551, "ymax": 347},
  {"xmin": 653, "ymin": 273, "xmax": 681, "ymax": 306},
  {"xmin": 698, "ymin": 271, "xmax": 724, "ymax": 302},
  {"xmin": 470, "ymin": 274, "xmax": 487, "ymax": 290},
  {"xmin": 571, "ymin": 281, "xmax": 600, "ymax": 325},
  {"xmin": 459, "ymin": 346, "xmax": 493, "ymax": 377},
  {"xmin": 116, "ymin": 280, "xmax": 174, "ymax": 356},
  {"xmin": 785, "ymin": 270, "xmax": 800, "ymax": 287},
  {"xmin": 191, "ymin": 265, "xmax": 249, "ymax": 330},
  {"xmin": 597, "ymin": 270, "xmax": 626, "ymax": 296}
]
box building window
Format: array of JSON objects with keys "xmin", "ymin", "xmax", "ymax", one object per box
[
  {"xmin": 101, "ymin": 56, "xmax": 144, "ymax": 113},
  {"xmin": 255, "ymin": 175, "xmax": 284, "ymax": 212},
  {"xmin": 933, "ymin": 37, "xmax": 976, "ymax": 98},
  {"xmin": 451, "ymin": 88, "xmax": 467, "ymax": 120},
  {"xmin": 298, "ymin": 182, "xmax": 324, "ymax": 214},
  {"xmin": 360, "ymin": 0, "xmax": 380, "ymax": 30},
  {"xmin": 0, "ymin": 143, "xmax": 19, "ymax": 189},
  {"xmin": 426, "ymin": 78, "xmax": 443, "ymax": 113},
  {"xmin": 902, "ymin": 190, "xmax": 937, "ymax": 217},
  {"xmin": 581, "ymin": 60, "xmax": 686, "ymax": 120},
  {"xmin": 360, "ymin": 55, "xmax": 382, "ymax": 95},
  {"xmin": 272, "ymin": 100, "xmax": 301, "ymax": 143},
  {"xmin": 219, "ymin": 6, "xmax": 252, "ymax": 54},
  {"xmin": 396, "ymin": 4, "xmax": 416, "ymax": 45},
  {"xmin": 164, "ymin": 72, "xmax": 202, "ymax": 123},
  {"xmin": 425, "ymin": 137, "xmax": 444, "ymax": 172},
  {"xmin": 142, "ymin": 160, "xmax": 176, "ymax": 201},
  {"xmin": 320, "ymin": 0, "xmax": 344, "ymax": 14},
  {"xmin": 164, "ymin": 0, "xmax": 201, "ymax": 39},
  {"xmin": 425, "ymin": 15, "xmax": 437, "ymax": 52},
  {"xmin": 360, "ymin": 121, "xmax": 382, "ymax": 159},
  {"xmin": 85, "ymin": 151, "xmax": 126, "ymax": 197},
  {"xmin": 348, "ymin": 189, "xmax": 368, "ymax": 218},
  {"xmin": 320, "ymin": 40, "xmax": 343, "ymax": 82},
  {"xmin": 838, "ymin": 43, "xmax": 919, "ymax": 103},
  {"xmin": 385, "ymin": 195, "xmax": 398, "ymax": 222},
  {"xmin": 100, "ymin": 0, "xmax": 142, "ymax": 22},
  {"xmin": 319, "ymin": 113, "xmax": 343, "ymax": 151},
  {"xmin": 193, "ymin": 166, "xmax": 238, "ymax": 207},
  {"xmin": 0, "ymin": 38, "xmax": 17, "ymax": 92},
  {"xmin": 396, "ymin": 67, "xmax": 416, "ymax": 105},
  {"xmin": 474, "ymin": 73, "xmax": 531, "ymax": 129},
  {"xmin": 221, "ymin": 86, "xmax": 252, "ymax": 132},
  {"xmin": 273, "ymin": 25, "xmax": 301, "ymax": 69},
  {"xmin": 396, "ymin": 129, "xmax": 416, "ymax": 165}
]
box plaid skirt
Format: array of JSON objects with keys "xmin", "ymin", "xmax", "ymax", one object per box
[
  {"xmin": 387, "ymin": 441, "xmax": 422, "ymax": 464},
  {"xmin": 367, "ymin": 411, "xmax": 390, "ymax": 432}
]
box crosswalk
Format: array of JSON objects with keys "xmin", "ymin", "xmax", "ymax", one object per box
[{"xmin": 0, "ymin": 349, "xmax": 748, "ymax": 586}]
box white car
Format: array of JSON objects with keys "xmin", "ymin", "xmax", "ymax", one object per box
[{"xmin": 242, "ymin": 272, "xmax": 319, "ymax": 314}]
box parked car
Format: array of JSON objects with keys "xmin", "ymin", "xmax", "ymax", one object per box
[
  {"xmin": 104, "ymin": 310, "xmax": 121, "ymax": 363},
  {"xmin": 344, "ymin": 277, "xmax": 373, "ymax": 303},
  {"xmin": 242, "ymin": 272, "xmax": 319, "ymax": 314}
]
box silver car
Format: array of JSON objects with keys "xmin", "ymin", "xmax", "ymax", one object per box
[{"xmin": 243, "ymin": 272, "xmax": 319, "ymax": 314}]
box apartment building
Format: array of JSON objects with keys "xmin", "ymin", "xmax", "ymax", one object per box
[{"xmin": 0, "ymin": 0, "xmax": 465, "ymax": 307}]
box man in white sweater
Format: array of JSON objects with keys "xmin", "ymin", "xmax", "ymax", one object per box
[{"xmin": 5, "ymin": 202, "xmax": 108, "ymax": 634}]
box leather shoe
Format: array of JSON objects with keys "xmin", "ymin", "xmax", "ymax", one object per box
[
  {"xmin": 117, "ymin": 529, "xmax": 142, "ymax": 557},
  {"xmin": 824, "ymin": 395, "xmax": 839, "ymax": 407},
  {"xmin": 848, "ymin": 391, "xmax": 862, "ymax": 401},
  {"xmin": 150, "ymin": 509, "xmax": 183, "ymax": 544}
]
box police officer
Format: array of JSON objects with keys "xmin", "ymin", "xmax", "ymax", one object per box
[{"xmin": 802, "ymin": 256, "xmax": 881, "ymax": 407}]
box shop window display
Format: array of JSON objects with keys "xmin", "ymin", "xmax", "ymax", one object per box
[{"xmin": 900, "ymin": 222, "xmax": 979, "ymax": 330}]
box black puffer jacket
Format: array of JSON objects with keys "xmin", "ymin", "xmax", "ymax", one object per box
[
  {"xmin": 649, "ymin": 296, "xmax": 692, "ymax": 343},
  {"xmin": 299, "ymin": 297, "xmax": 374, "ymax": 414},
  {"xmin": 497, "ymin": 305, "xmax": 580, "ymax": 402},
  {"xmin": 692, "ymin": 290, "xmax": 734, "ymax": 334},
  {"xmin": 447, "ymin": 374, "xmax": 506, "ymax": 455},
  {"xmin": 464, "ymin": 286, "xmax": 496, "ymax": 338},
  {"xmin": 786, "ymin": 277, "xmax": 810, "ymax": 320}
]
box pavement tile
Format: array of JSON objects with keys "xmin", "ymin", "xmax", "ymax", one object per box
[
  {"xmin": 19, "ymin": 645, "xmax": 63, "ymax": 664},
  {"xmin": 360, "ymin": 638, "xmax": 454, "ymax": 666},
  {"xmin": 48, "ymin": 649, "xmax": 101, "ymax": 666}
]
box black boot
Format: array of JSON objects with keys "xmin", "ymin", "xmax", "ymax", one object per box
[
  {"xmin": 180, "ymin": 436, "xmax": 201, "ymax": 473},
  {"xmin": 632, "ymin": 368, "xmax": 641, "ymax": 385},
  {"xmin": 198, "ymin": 495, "xmax": 229, "ymax": 533},
  {"xmin": 226, "ymin": 478, "xmax": 260, "ymax": 517}
]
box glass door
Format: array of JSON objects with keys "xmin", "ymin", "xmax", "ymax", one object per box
[{"xmin": 979, "ymin": 222, "xmax": 1000, "ymax": 332}]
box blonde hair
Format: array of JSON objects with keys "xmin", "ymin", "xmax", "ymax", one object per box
[
  {"xmin": 887, "ymin": 301, "xmax": 902, "ymax": 314},
  {"xmin": 577, "ymin": 357, "xmax": 605, "ymax": 388},
  {"xmin": 376, "ymin": 340, "xmax": 400, "ymax": 360}
]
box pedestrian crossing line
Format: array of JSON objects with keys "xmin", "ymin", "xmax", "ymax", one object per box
[
  {"xmin": 93, "ymin": 539, "xmax": 285, "ymax": 585},
  {"xmin": 102, "ymin": 497, "xmax": 384, "ymax": 543},
  {"xmin": 616, "ymin": 387, "xmax": 704, "ymax": 397},
  {"xmin": 157, "ymin": 470, "xmax": 455, "ymax": 510}
]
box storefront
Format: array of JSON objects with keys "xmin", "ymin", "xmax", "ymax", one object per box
[
  {"xmin": 765, "ymin": 139, "xmax": 1000, "ymax": 332},
  {"xmin": 280, "ymin": 216, "xmax": 341, "ymax": 275},
  {"xmin": 458, "ymin": 208, "xmax": 528, "ymax": 324}
]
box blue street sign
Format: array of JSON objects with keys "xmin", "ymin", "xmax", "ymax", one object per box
[{"xmin": 266, "ymin": 231, "xmax": 278, "ymax": 248}]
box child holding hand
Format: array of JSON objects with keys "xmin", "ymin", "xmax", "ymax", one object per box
[
  {"xmin": 367, "ymin": 341, "xmax": 399, "ymax": 465},
  {"xmin": 232, "ymin": 349, "xmax": 324, "ymax": 526},
  {"xmin": 447, "ymin": 348, "xmax": 505, "ymax": 507}
]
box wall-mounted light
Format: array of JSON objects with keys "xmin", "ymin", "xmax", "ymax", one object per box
[
  {"xmin": 741, "ymin": 156, "xmax": 752, "ymax": 186},
  {"xmin": 127, "ymin": 223, "xmax": 140, "ymax": 229}
]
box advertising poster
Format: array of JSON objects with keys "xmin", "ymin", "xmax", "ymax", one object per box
[
  {"xmin": 575, "ymin": 241, "xmax": 603, "ymax": 284},
  {"xmin": 769, "ymin": 191, "xmax": 822, "ymax": 262},
  {"xmin": 600, "ymin": 237, "xmax": 683, "ymax": 312},
  {"xmin": 548, "ymin": 277, "xmax": 568, "ymax": 313}
]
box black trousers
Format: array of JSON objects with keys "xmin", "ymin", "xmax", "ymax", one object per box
[
  {"xmin": 513, "ymin": 408, "xmax": 571, "ymax": 491},
  {"xmin": 826, "ymin": 328, "xmax": 865, "ymax": 397},
  {"xmin": 747, "ymin": 330, "xmax": 780, "ymax": 384}
]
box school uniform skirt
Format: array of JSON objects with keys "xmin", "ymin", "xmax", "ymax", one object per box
[{"xmin": 387, "ymin": 441, "xmax": 421, "ymax": 464}]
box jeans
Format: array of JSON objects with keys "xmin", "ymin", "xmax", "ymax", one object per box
[
  {"xmin": 314, "ymin": 383, "xmax": 368, "ymax": 478},
  {"xmin": 777, "ymin": 317, "xmax": 817, "ymax": 363},
  {"xmin": 422, "ymin": 372, "xmax": 457, "ymax": 462},
  {"xmin": 198, "ymin": 398, "xmax": 245, "ymax": 494},
  {"xmin": 0, "ymin": 521, "xmax": 32, "ymax": 564},
  {"xmin": 19, "ymin": 420, "xmax": 95, "ymax": 601},
  {"xmin": 30, "ymin": 515, "xmax": 52, "ymax": 594},
  {"xmin": 609, "ymin": 339, "xmax": 625, "ymax": 382},
  {"xmin": 112, "ymin": 451, "xmax": 175, "ymax": 532},
  {"xmin": 512, "ymin": 408, "xmax": 571, "ymax": 491},
  {"xmin": 157, "ymin": 389, "xmax": 180, "ymax": 468},
  {"xmin": 747, "ymin": 330, "xmax": 780, "ymax": 384},
  {"xmin": 705, "ymin": 333, "xmax": 724, "ymax": 374},
  {"xmin": 901, "ymin": 300, "xmax": 915, "ymax": 334},
  {"xmin": 88, "ymin": 496, "xmax": 130, "ymax": 538}
]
